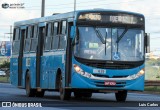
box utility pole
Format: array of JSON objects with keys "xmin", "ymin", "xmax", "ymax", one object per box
[
  {"xmin": 74, "ymin": 0, "xmax": 76, "ymax": 18},
  {"xmin": 74, "ymin": 0, "xmax": 76, "ymax": 12},
  {"xmin": 41, "ymin": 0, "xmax": 45, "ymax": 17}
]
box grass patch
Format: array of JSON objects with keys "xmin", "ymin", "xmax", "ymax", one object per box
[
  {"xmin": 0, "ymin": 76, "xmax": 9, "ymax": 83},
  {"xmin": 145, "ymin": 86, "xmax": 160, "ymax": 93}
]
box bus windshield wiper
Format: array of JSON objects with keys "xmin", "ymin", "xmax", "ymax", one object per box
[
  {"xmin": 94, "ymin": 28, "xmax": 105, "ymax": 44},
  {"xmin": 94, "ymin": 27, "xmax": 107, "ymax": 55},
  {"xmin": 72, "ymin": 28, "xmax": 80, "ymax": 46},
  {"xmin": 116, "ymin": 28, "xmax": 128, "ymax": 43},
  {"xmin": 105, "ymin": 29, "xmax": 107, "ymax": 55}
]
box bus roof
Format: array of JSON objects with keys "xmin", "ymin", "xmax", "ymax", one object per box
[{"xmin": 14, "ymin": 9, "xmax": 144, "ymax": 27}]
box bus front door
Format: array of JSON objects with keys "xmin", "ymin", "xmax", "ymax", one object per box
[
  {"xmin": 18, "ymin": 27, "xmax": 26, "ymax": 87},
  {"xmin": 65, "ymin": 23, "xmax": 73, "ymax": 87}
]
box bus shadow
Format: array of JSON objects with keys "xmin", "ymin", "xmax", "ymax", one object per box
[{"xmin": 43, "ymin": 94, "xmax": 115, "ymax": 102}]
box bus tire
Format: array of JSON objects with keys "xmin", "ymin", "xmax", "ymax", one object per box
[
  {"xmin": 82, "ymin": 92, "xmax": 92, "ymax": 98},
  {"xmin": 74, "ymin": 92, "xmax": 82, "ymax": 99},
  {"xmin": 59, "ymin": 75, "xmax": 71, "ymax": 100},
  {"xmin": 36, "ymin": 90, "xmax": 45, "ymax": 97},
  {"xmin": 115, "ymin": 90, "xmax": 127, "ymax": 102},
  {"xmin": 26, "ymin": 73, "xmax": 36, "ymax": 97}
]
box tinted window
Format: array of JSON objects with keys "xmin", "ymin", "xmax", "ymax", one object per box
[
  {"xmin": 61, "ymin": 21, "xmax": 67, "ymax": 35},
  {"xmin": 21, "ymin": 29, "xmax": 26, "ymax": 40},
  {"xmin": 24, "ymin": 39, "xmax": 30, "ymax": 52},
  {"xmin": 31, "ymin": 26, "xmax": 34, "ymax": 38},
  {"xmin": 12, "ymin": 41, "xmax": 20, "ymax": 54},
  {"xmin": 30, "ymin": 25, "xmax": 38, "ymax": 51},
  {"xmin": 27, "ymin": 26, "xmax": 34, "ymax": 39},
  {"xmin": 59, "ymin": 21, "xmax": 67, "ymax": 49},
  {"xmin": 12, "ymin": 28, "xmax": 20, "ymax": 54},
  {"xmin": 47, "ymin": 23, "xmax": 52, "ymax": 36},
  {"xmin": 52, "ymin": 22, "xmax": 59, "ymax": 49},
  {"xmin": 33, "ymin": 25, "xmax": 37, "ymax": 38},
  {"xmin": 14, "ymin": 28, "xmax": 20, "ymax": 40},
  {"xmin": 24, "ymin": 26, "xmax": 33, "ymax": 52},
  {"xmin": 45, "ymin": 23, "xmax": 52, "ymax": 50},
  {"xmin": 53, "ymin": 22, "xmax": 58, "ymax": 35},
  {"xmin": 13, "ymin": 29, "xmax": 16, "ymax": 40},
  {"xmin": 30, "ymin": 39, "xmax": 38, "ymax": 52}
]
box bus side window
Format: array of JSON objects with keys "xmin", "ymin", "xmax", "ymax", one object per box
[
  {"xmin": 14, "ymin": 28, "xmax": 20, "ymax": 40},
  {"xmin": 33, "ymin": 25, "xmax": 37, "ymax": 38},
  {"xmin": 31, "ymin": 25, "xmax": 34, "ymax": 38},
  {"xmin": 61, "ymin": 21, "xmax": 67, "ymax": 35},
  {"xmin": 21, "ymin": 28, "xmax": 26, "ymax": 48},
  {"xmin": 24, "ymin": 26, "xmax": 32, "ymax": 52},
  {"xmin": 12, "ymin": 28, "xmax": 20, "ymax": 54},
  {"xmin": 52, "ymin": 22, "xmax": 59, "ymax": 50},
  {"xmin": 21, "ymin": 29, "xmax": 26, "ymax": 42},
  {"xmin": 30, "ymin": 25, "xmax": 38, "ymax": 52},
  {"xmin": 44, "ymin": 23, "xmax": 52, "ymax": 51},
  {"xmin": 59, "ymin": 20, "xmax": 67, "ymax": 49}
]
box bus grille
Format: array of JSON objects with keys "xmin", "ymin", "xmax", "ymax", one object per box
[
  {"xmin": 112, "ymin": 75, "xmax": 129, "ymax": 78},
  {"xmin": 75, "ymin": 57, "xmax": 144, "ymax": 69},
  {"xmin": 92, "ymin": 74, "xmax": 129, "ymax": 78},
  {"xmin": 84, "ymin": 62, "xmax": 137, "ymax": 69},
  {"xmin": 92, "ymin": 74, "xmax": 109, "ymax": 78}
]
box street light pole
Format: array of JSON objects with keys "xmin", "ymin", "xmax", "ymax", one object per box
[
  {"xmin": 74, "ymin": 0, "xmax": 76, "ymax": 18},
  {"xmin": 41, "ymin": 0, "xmax": 45, "ymax": 17},
  {"xmin": 74, "ymin": 0, "xmax": 76, "ymax": 12}
]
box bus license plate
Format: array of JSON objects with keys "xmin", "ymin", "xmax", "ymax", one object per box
[{"xmin": 104, "ymin": 81, "xmax": 116, "ymax": 86}]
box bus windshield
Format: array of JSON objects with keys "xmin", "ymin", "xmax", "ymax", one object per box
[{"xmin": 74, "ymin": 26, "xmax": 144, "ymax": 61}]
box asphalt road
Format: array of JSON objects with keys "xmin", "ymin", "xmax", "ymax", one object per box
[{"xmin": 0, "ymin": 83, "xmax": 160, "ymax": 110}]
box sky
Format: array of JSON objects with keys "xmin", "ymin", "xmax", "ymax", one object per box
[{"xmin": 0, "ymin": 0, "xmax": 160, "ymax": 51}]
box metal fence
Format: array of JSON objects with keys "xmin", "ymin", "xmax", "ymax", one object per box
[{"xmin": 145, "ymin": 80, "xmax": 160, "ymax": 86}]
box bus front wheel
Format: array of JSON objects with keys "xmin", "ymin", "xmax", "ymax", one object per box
[
  {"xmin": 59, "ymin": 75, "xmax": 71, "ymax": 100},
  {"xmin": 26, "ymin": 73, "xmax": 36, "ymax": 97},
  {"xmin": 115, "ymin": 90, "xmax": 127, "ymax": 102}
]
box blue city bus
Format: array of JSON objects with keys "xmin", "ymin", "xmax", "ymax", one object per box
[{"xmin": 10, "ymin": 9, "xmax": 150, "ymax": 102}]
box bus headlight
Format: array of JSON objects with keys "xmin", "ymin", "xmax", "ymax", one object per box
[
  {"xmin": 74, "ymin": 64, "xmax": 81, "ymax": 73},
  {"xmin": 73, "ymin": 64, "xmax": 92, "ymax": 78},
  {"xmin": 128, "ymin": 68, "xmax": 145, "ymax": 80}
]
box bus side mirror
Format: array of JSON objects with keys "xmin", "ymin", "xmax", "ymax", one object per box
[
  {"xmin": 70, "ymin": 26, "xmax": 75, "ymax": 38},
  {"xmin": 144, "ymin": 33, "xmax": 150, "ymax": 53}
]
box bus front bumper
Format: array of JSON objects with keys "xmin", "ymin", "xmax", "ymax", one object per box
[{"xmin": 71, "ymin": 73, "xmax": 144, "ymax": 91}]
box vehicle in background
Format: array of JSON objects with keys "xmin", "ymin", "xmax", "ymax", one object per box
[{"xmin": 0, "ymin": 70, "xmax": 6, "ymax": 77}]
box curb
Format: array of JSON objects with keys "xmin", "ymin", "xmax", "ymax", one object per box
[{"xmin": 130, "ymin": 91, "xmax": 160, "ymax": 95}]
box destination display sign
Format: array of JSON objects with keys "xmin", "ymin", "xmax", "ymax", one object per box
[{"xmin": 78, "ymin": 12, "xmax": 144, "ymax": 25}]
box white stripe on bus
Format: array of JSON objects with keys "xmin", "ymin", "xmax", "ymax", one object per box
[{"xmin": 11, "ymin": 51, "xmax": 66, "ymax": 58}]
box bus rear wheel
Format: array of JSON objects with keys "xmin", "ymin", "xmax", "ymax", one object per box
[
  {"xmin": 115, "ymin": 90, "xmax": 127, "ymax": 102},
  {"xmin": 36, "ymin": 90, "xmax": 45, "ymax": 97},
  {"xmin": 74, "ymin": 92, "xmax": 82, "ymax": 99},
  {"xmin": 26, "ymin": 73, "xmax": 36, "ymax": 97},
  {"xmin": 59, "ymin": 75, "xmax": 71, "ymax": 100},
  {"xmin": 82, "ymin": 92, "xmax": 92, "ymax": 98}
]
